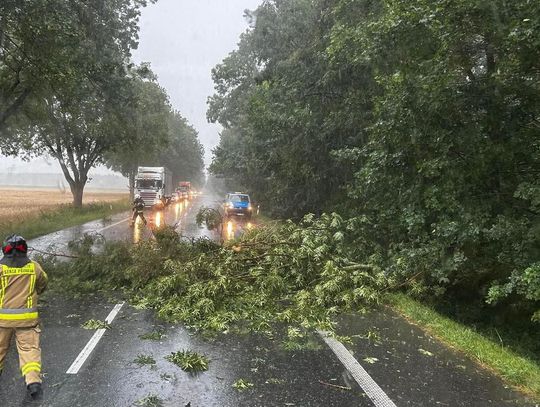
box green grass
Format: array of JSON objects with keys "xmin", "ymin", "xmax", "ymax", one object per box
[
  {"xmin": 0, "ymin": 200, "xmax": 129, "ymax": 241},
  {"xmin": 389, "ymin": 293, "xmax": 540, "ymax": 401}
]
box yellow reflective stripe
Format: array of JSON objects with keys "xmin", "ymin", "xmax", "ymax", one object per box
[
  {"xmin": 0, "ymin": 276, "xmax": 6, "ymax": 308},
  {"xmin": 27, "ymin": 274, "xmax": 36, "ymax": 308},
  {"xmin": 21, "ymin": 362, "xmax": 41, "ymax": 376},
  {"xmin": 0, "ymin": 312, "xmax": 38, "ymax": 320}
]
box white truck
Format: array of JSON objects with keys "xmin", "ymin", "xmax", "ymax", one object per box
[{"xmin": 135, "ymin": 166, "xmax": 173, "ymax": 208}]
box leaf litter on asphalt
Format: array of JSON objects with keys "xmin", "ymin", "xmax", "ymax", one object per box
[
  {"xmin": 363, "ymin": 356, "xmax": 379, "ymax": 364},
  {"xmin": 418, "ymin": 348, "xmax": 434, "ymax": 356},
  {"xmin": 81, "ymin": 319, "xmax": 110, "ymax": 330},
  {"xmin": 165, "ymin": 350, "xmax": 209, "ymax": 373}
]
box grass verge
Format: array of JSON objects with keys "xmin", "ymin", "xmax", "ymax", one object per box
[
  {"xmin": 389, "ymin": 293, "xmax": 540, "ymax": 401},
  {"xmin": 0, "ymin": 200, "xmax": 130, "ymax": 240}
]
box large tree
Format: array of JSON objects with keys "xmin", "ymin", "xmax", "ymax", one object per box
[
  {"xmin": 160, "ymin": 111, "xmax": 205, "ymax": 188},
  {"xmin": 2, "ymin": 0, "xmax": 155, "ymax": 206},
  {"xmin": 107, "ymin": 68, "xmax": 172, "ymax": 198},
  {"xmin": 209, "ymin": 0, "xmax": 346, "ymax": 217}
]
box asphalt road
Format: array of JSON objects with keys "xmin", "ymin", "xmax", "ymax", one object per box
[{"xmin": 0, "ymin": 186, "xmax": 535, "ymax": 407}]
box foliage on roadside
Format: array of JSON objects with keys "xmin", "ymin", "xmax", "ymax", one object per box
[
  {"xmin": 208, "ymin": 0, "xmax": 540, "ymax": 327},
  {"xmin": 390, "ymin": 293, "xmax": 540, "ymax": 401}
]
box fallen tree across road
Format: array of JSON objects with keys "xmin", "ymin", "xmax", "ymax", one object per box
[{"xmin": 42, "ymin": 213, "xmax": 388, "ymax": 339}]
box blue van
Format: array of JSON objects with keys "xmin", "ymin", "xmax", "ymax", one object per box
[{"xmin": 224, "ymin": 193, "xmax": 252, "ymax": 219}]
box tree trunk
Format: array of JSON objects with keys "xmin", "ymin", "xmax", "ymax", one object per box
[
  {"xmin": 70, "ymin": 181, "xmax": 85, "ymax": 208},
  {"xmin": 128, "ymin": 170, "xmax": 136, "ymax": 200}
]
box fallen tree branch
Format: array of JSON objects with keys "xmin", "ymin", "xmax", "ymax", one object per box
[
  {"xmin": 29, "ymin": 247, "xmax": 80, "ymax": 259},
  {"xmin": 318, "ymin": 380, "xmax": 351, "ymax": 391}
]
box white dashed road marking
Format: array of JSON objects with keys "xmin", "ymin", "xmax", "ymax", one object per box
[
  {"xmin": 66, "ymin": 303, "xmax": 125, "ymax": 374},
  {"xmin": 318, "ymin": 330, "xmax": 398, "ymax": 407}
]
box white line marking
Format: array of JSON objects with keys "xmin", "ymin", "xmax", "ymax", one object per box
[
  {"xmin": 97, "ymin": 217, "xmax": 129, "ymax": 233},
  {"xmin": 66, "ymin": 303, "xmax": 125, "ymax": 374},
  {"xmin": 318, "ymin": 330, "xmax": 397, "ymax": 407}
]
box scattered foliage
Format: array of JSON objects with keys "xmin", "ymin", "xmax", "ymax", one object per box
[
  {"xmin": 134, "ymin": 354, "xmax": 157, "ymax": 366},
  {"xmin": 195, "ymin": 206, "xmax": 223, "ymax": 231},
  {"xmin": 165, "ymin": 350, "xmax": 209, "ymax": 373},
  {"xmin": 232, "ymin": 379, "xmax": 254, "ymax": 391},
  {"xmin": 139, "ymin": 331, "xmax": 167, "ymax": 341},
  {"xmin": 81, "ymin": 319, "xmax": 110, "ymax": 330},
  {"xmin": 135, "ymin": 395, "xmax": 163, "ymax": 407}
]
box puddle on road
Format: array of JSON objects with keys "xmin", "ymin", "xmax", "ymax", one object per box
[{"xmin": 222, "ymin": 218, "xmax": 256, "ymax": 242}]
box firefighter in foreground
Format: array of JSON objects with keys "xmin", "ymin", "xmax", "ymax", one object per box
[
  {"xmin": 130, "ymin": 193, "xmax": 147, "ymax": 227},
  {"xmin": 0, "ymin": 235, "xmax": 48, "ymax": 399}
]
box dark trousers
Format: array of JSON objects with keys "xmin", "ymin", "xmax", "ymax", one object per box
[{"xmin": 132, "ymin": 210, "xmax": 147, "ymax": 225}]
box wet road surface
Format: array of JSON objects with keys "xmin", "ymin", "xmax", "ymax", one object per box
[{"xmin": 0, "ymin": 187, "xmax": 535, "ymax": 406}]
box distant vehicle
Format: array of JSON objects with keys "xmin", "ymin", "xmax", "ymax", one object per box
[
  {"xmin": 224, "ymin": 192, "xmax": 252, "ymax": 219},
  {"xmin": 177, "ymin": 181, "xmax": 192, "ymax": 200},
  {"xmin": 135, "ymin": 166, "xmax": 173, "ymax": 208}
]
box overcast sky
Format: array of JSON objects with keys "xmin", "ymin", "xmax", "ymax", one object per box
[
  {"xmin": 133, "ymin": 0, "xmax": 262, "ymax": 165},
  {"xmin": 0, "ymin": 0, "xmax": 261, "ymax": 175}
]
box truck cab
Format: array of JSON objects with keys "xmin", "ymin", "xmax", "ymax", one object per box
[
  {"xmin": 177, "ymin": 181, "xmax": 192, "ymax": 200},
  {"xmin": 135, "ymin": 166, "xmax": 173, "ymax": 208}
]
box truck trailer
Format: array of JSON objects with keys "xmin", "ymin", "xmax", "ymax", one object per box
[{"xmin": 135, "ymin": 166, "xmax": 173, "ymax": 207}]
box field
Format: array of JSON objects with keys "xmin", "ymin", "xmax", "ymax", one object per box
[
  {"xmin": 0, "ymin": 188, "xmax": 127, "ymax": 220},
  {"xmin": 0, "ymin": 188, "xmax": 129, "ymax": 240}
]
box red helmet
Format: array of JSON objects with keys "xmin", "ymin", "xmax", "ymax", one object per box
[{"xmin": 2, "ymin": 235, "xmax": 28, "ymax": 255}]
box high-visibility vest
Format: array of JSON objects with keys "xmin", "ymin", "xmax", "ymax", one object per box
[{"xmin": 0, "ymin": 262, "xmax": 48, "ymax": 328}]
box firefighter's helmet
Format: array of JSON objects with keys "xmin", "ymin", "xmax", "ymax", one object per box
[{"xmin": 2, "ymin": 234, "xmax": 28, "ymax": 255}]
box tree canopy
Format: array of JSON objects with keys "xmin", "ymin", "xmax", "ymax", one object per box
[
  {"xmin": 1, "ymin": 0, "xmax": 204, "ymax": 205},
  {"xmin": 208, "ymin": 0, "xmax": 540, "ymax": 322}
]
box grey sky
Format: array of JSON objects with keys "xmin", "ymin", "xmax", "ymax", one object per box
[
  {"xmin": 134, "ymin": 0, "xmax": 261, "ymax": 165},
  {"xmin": 0, "ymin": 0, "xmax": 260, "ymax": 175}
]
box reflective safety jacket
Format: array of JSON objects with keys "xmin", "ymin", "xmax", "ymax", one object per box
[{"xmin": 0, "ymin": 261, "xmax": 48, "ymax": 328}]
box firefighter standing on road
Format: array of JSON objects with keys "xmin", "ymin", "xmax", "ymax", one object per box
[
  {"xmin": 130, "ymin": 193, "xmax": 147, "ymax": 227},
  {"xmin": 0, "ymin": 235, "xmax": 48, "ymax": 400}
]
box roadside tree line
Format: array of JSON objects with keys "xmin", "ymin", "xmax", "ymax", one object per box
[
  {"xmin": 208, "ymin": 1, "xmax": 540, "ymax": 326},
  {"xmin": 0, "ymin": 0, "xmax": 204, "ymax": 206}
]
